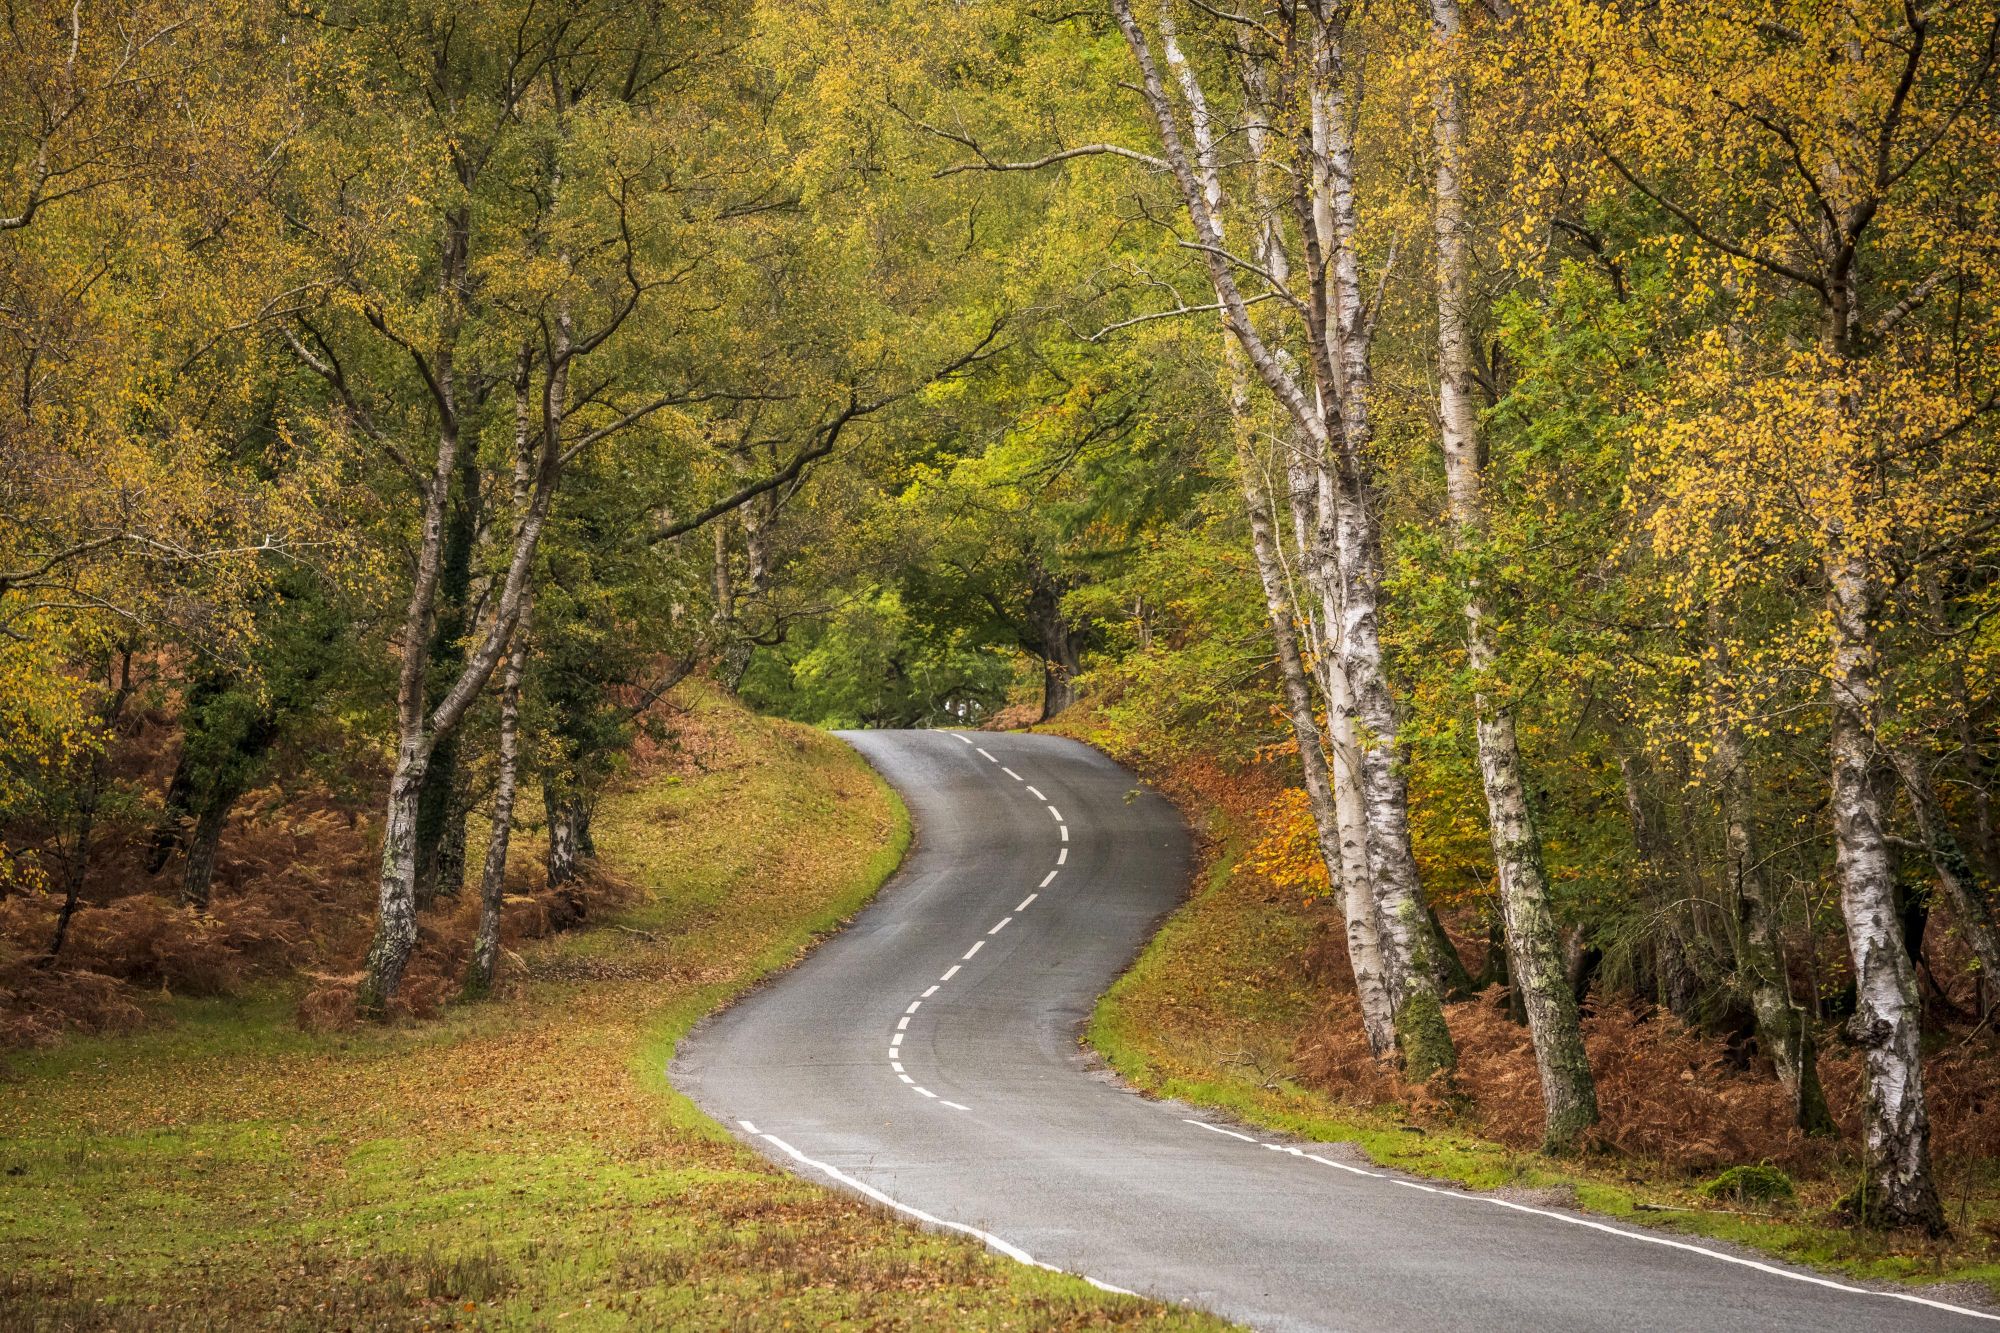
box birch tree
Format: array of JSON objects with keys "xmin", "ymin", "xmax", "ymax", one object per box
[{"xmin": 1425, "ymin": 0, "xmax": 1598, "ymax": 1151}]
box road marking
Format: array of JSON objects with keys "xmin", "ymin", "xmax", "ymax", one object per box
[
  {"xmin": 1058, "ymin": 847, "xmax": 1067, "ymax": 864},
  {"xmin": 897, "ymin": 1016, "xmax": 911, "ymax": 1030},
  {"xmin": 1026, "ymin": 785, "xmax": 1045, "ymax": 800},
  {"xmin": 915, "ymin": 1087, "xmax": 937, "ymax": 1099},
  {"xmin": 940, "ymin": 965, "xmax": 960, "ymax": 981},
  {"xmin": 759, "ymin": 1132, "xmax": 1036, "ymax": 1263},
  {"xmin": 1040, "ymin": 869, "xmax": 1057, "ymax": 887},
  {"xmin": 739, "ymin": 1120, "xmax": 759, "ymax": 1134},
  {"xmin": 941, "ymin": 1100, "xmax": 970, "ymax": 1111},
  {"xmin": 988, "ymin": 917, "xmax": 1012, "ymax": 934},
  {"xmin": 1305, "ymin": 1152, "xmax": 1382, "ymax": 1179},
  {"xmin": 977, "ymin": 747, "xmax": 998, "ymax": 762},
  {"xmin": 891, "ymin": 1062, "xmax": 903, "ymax": 1073},
  {"xmin": 1002, "ymin": 767, "xmax": 1023, "ymax": 780},
  {"xmin": 897, "ymin": 1073, "xmax": 913, "ymax": 1084},
  {"xmin": 1060, "ymin": 825, "xmax": 1069, "ymax": 842},
  {"xmin": 922, "ymin": 984, "xmax": 939, "ymax": 997},
  {"xmin": 962, "ymin": 940, "xmax": 984, "ymax": 960},
  {"xmin": 891, "ymin": 1030, "xmax": 904, "ymax": 1044},
  {"xmin": 1017, "ymin": 893, "xmax": 1037, "ymax": 910},
  {"xmin": 1087, "ymin": 1277, "xmax": 1137, "ymax": 1296},
  {"xmin": 1047, "ymin": 805, "xmax": 1063, "ymax": 821},
  {"xmin": 1183, "ymin": 1118, "xmax": 1257, "ymax": 1143},
  {"xmin": 906, "ymin": 1000, "xmax": 922, "ymax": 1014},
  {"xmin": 949, "ymin": 733, "xmax": 973, "ymax": 744}
]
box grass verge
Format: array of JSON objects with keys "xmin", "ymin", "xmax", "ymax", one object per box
[{"xmin": 0, "ymin": 692, "xmax": 1224, "ymax": 1330}]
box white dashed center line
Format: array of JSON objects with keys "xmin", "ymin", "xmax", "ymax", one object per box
[
  {"xmin": 977, "ymin": 747, "xmax": 998, "ymax": 762},
  {"xmin": 1016, "ymin": 893, "xmax": 1037, "ymax": 910},
  {"xmin": 1047, "ymin": 805, "xmax": 1063, "ymax": 821},
  {"xmin": 1040, "ymin": 869, "xmax": 1058, "ymax": 887},
  {"xmin": 1025, "ymin": 785, "xmax": 1045, "ymax": 800},
  {"xmin": 988, "ymin": 917, "xmax": 1012, "ymax": 935},
  {"xmin": 1003, "ymin": 767, "xmax": 1023, "ymax": 780},
  {"xmin": 1058, "ymin": 847, "xmax": 1068, "ymax": 864},
  {"xmin": 962, "ymin": 940, "xmax": 984, "ymax": 959}
]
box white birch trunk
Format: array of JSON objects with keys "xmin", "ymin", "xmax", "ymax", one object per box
[{"xmin": 1426, "ymin": 0, "xmax": 1596, "ymax": 1147}]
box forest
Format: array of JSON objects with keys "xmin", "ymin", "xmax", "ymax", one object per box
[{"xmin": 2, "ymin": 0, "xmax": 1997, "ymax": 1298}]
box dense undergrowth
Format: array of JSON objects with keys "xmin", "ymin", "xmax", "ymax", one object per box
[
  {"xmin": 1045, "ymin": 710, "xmax": 2000, "ymax": 1301},
  {"xmin": 0, "ymin": 693, "xmax": 1218, "ymax": 1329}
]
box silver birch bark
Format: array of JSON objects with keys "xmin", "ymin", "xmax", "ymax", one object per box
[
  {"xmin": 1825, "ymin": 551, "xmax": 1941, "ymax": 1230},
  {"xmin": 1159, "ymin": 6, "xmax": 1396, "ymax": 1051},
  {"xmin": 464, "ymin": 348, "xmax": 539, "ymax": 1001},
  {"xmin": 1426, "ymin": 0, "xmax": 1595, "ymax": 1149}
]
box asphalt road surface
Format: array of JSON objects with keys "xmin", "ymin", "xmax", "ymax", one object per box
[{"xmin": 671, "ymin": 729, "xmax": 1996, "ymax": 1332}]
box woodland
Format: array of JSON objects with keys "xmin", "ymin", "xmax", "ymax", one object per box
[{"xmin": 2, "ymin": 0, "xmax": 1997, "ymax": 1263}]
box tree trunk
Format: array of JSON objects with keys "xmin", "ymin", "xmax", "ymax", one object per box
[
  {"xmin": 180, "ymin": 799, "xmax": 231, "ymax": 913},
  {"xmin": 1238, "ymin": 442, "xmax": 1396, "ymax": 1057},
  {"xmin": 1889, "ymin": 744, "xmax": 2000, "ymax": 998},
  {"xmin": 1026, "ymin": 561, "xmax": 1081, "ymax": 721},
  {"xmin": 1708, "ymin": 620, "xmax": 1835, "ymax": 1132},
  {"xmin": 413, "ymin": 432, "xmax": 482, "ymax": 911},
  {"xmin": 1428, "ymin": 0, "xmax": 1594, "ymax": 1150},
  {"xmin": 1826, "ymin": 553, "xmax": 1943, "ymax": 1232},
  {"xmin": 464, "ymin": 609, "xmax": 529, "ymax": 1000},
  {"xmin": 544, "ymin": 786, "xmax": 593, "ymax": 930},
  {"xmin": 1158, "ymin": 9, "xmax": 1400, "ymax": 1060}
]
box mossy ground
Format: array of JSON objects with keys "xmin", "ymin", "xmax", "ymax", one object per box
[
  {"xmin": 1071, "ymin": 753, "xmax": 2000, "ymax": 1304},
  {"xmin": 0, "ymin": 693, "xmax": 1225, "ymax": 1330}
]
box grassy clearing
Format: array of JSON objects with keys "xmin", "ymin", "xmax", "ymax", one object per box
[
  {"xmin": 1077, "ymin": 764, "xmax": 2000, "ymax": 1303},
  {"xmin": 0, "ymin": 692, "xmax": 1224, "ymax": 1330}
]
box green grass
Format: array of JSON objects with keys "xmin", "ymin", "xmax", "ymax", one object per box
[
  {"xmin": 0, "ymin": 694, "xmax": 1227, "ymax": 1330},
  {"xmin": 1082, "ymin": 795, "xmax": 2000, "ymax": 1302}
]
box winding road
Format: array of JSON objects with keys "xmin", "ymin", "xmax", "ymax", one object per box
[{"xmin": 670, "ymin": 729, "xmax": 1996, "ymax": 1331}]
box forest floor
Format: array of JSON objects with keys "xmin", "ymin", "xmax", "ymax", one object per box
[
  {"xmin": 0, "ymin": 694, "xmax": 1213, "ymax": 1330},
  {"xmin": 1045, "ymin": 716, "xmax": 2000, "ymax": 1304}
]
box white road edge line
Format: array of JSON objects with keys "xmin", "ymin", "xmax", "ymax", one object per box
[
  {"xmin": 988, "ymin": 917, "xmax": 1012, "ymax": 935},
  {"xmin": 1016, "ymin": 893, "xmax": 1037, "ymax": 910},
  {"xmin": 1200, "ymin": 1128, "xmax": 1999, "ymax": 1323},
  {"xmin": 1183, "ymin": 1118, "xmax": 1257, "ymax": 1144},
  {"xmin": 1040, "ymin": 870, "xmax": 1058, "ymax": 887},
  {"xmin": 757, "ymin": 1133, "xmax": 1134, "ymax": 1298},
  {"xmin": 738, "ymin": 1120, "xmax": 759, "ymax": 1134}
]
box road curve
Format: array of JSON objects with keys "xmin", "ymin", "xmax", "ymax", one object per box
[{"xmin": 670, "ymin": 729, "xmax": 1995, "ymax": 1332}]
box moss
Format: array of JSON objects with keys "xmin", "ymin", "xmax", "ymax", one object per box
[
  {"xmin": 1702, "ymin": 1164, "xmax": 1797, "ymax": 1208},
  {"xmin": 1393, "ymin": 988, "xmax": 1456, "ymax": 1085}
]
